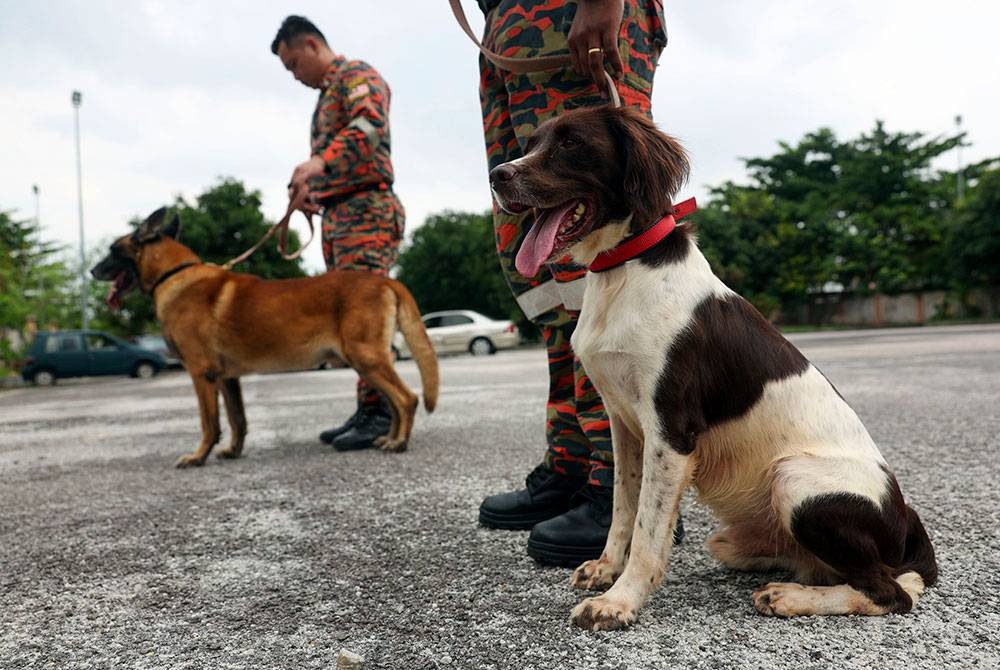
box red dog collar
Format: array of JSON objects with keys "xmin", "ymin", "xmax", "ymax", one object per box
[{"xmin": 589, "ymin": 198, "xmax": 697, "ymax": 273}]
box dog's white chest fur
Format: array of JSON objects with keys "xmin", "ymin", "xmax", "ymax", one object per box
[{"xmin": 572, "ymin": 243, "xmax": 724, "ymax": 419}]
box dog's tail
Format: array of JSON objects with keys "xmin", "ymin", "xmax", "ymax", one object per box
[{"xmin": 393, "ymin": 281, "xmax": 439, "ymax": 412}]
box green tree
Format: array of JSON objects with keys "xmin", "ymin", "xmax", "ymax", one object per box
[
  {"xmin": 89, "ymin": 178, "xmax": 308, "ymax": 337},
  {"xmin": 0, "ymin": 209, "xmax": 77, "ymax": 369},
  {"xmin": 831, "ymin": 122, "xmax": 961, "ymax": 293},
  {"xmin": 946, "ymin": 162, "xmax": 1000, "ymax": 310},
  {"xmin": 396, "ymin": 210, "xmax": 525, "ymax": 329},
  {"xmin": 0, "ymin": 210, "xmax": 77, "ymax": 329},
  {"xmin": 697, "ymin": 121, "xmax": 967, "ymax": 322}
]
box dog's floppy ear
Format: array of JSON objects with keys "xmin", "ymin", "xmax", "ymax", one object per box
[
  {"xmin": 136, "ymin": 206, "xmax": 170, "ymax": 242},
  {"xmin": 612, "ymin": 108, "xmax": 690, "ymax": 227}
]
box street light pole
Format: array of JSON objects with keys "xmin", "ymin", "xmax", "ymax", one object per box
[
  {"xmin": 955, "ymin": 114, "xmax": 965, "ymax": 203},
  {"xmin": 32, "ymin": 184, "xmax": 40, "ymax": 227},
  {"xmin": 72, "ymin": 90, "xmax": 88, "ymax": 332}
]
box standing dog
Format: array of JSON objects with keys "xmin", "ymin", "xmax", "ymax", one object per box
[
  {"xmin": 92, "ymin": 207, "xmax": 438, "ymax": 467},
  {"xmin": 490, "ymin": 107, "xmax": 936, "ymax": 630}
]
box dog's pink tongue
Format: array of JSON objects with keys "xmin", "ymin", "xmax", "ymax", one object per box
[
  {"xmin": 515, "ymin": 204, "xmax": 573, "ymax": 277},
  {"xmin": 107, "ymin": 273, "xmax": 124, "ymax": 310},
  {"xmin": 107, "ymin": 285, "xmax": 122, "ymax": 310}
]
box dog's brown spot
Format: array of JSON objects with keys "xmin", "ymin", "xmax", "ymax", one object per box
[
  {"xmin": 653, "ymin": 295, "xmax": 811, "ymax": 454},
  {"xmin": 790, "ymin": 472, "xmax": 936, "ymax": 611}
]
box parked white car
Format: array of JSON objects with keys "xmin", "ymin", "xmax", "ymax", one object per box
[{"xmin": 393, "ymin": 310, "xmax": 521, "ymax": 359}]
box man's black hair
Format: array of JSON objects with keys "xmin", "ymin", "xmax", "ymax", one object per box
[{"xmin": 271, "ymin": 15, "xmax": 327, "ymax": 55}]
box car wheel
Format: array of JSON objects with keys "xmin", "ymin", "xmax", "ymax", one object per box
[
  {"xmin": 133, "ymin": 361, "xmax": 157, "ymax": 379},
  {"xmin": 469, "ymin": 337, "xmax": 495, "ymax": 356},
  {"xmin": 33, "ymin": 369, "xmax": 56, "ymax": 386}
]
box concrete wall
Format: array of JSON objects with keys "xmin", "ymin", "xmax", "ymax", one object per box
[{"xmin": 798, "ymin": 287, "xmax": 999, "ymax": 326}]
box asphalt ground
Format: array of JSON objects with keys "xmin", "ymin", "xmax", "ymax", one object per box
[{"xmin": 1, "ymin": 324, "xmax": 998, "ymax": 669}]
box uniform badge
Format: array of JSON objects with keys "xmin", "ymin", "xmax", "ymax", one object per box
[{"xmin": 347, "ymin": 76, "xmax": 370, "ymax": 102}]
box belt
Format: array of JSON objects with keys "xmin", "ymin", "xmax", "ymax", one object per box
[{"xmin": 318, "ymin": 182, "xmax": 390, "ymax": 208}]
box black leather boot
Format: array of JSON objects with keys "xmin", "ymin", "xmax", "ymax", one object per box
[
  {"xmin": 526, "ymin": 487, "xmax": 686, "ymax": 567},
  {"xmin": 319, "ymin": 407, "xmax": 365, "ymax": 444},
  {"xmin": 479, "ymin": 464, "xmax": 586, "ymax": 530},
  {"xmin": 526, "ymin": 485, "xmax": 612, "ymax": 566},
  {"xmin": 331, "ymin": 404, "xmax": 392, "ymax": 452}
]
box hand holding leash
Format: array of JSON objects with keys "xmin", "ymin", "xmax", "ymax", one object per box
[
  {"xmin": 568, "ymin": 0, "xmax": 625, "ymax": 95},
  {"xmin": 289, "ymin": 155, "xmax": 325, "ymax": 196},
  {"xmin": 448, "ymin": 0, "xmax": 622, "ymax": 107}
]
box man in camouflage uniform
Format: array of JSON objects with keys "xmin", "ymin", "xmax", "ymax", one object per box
[
  {"xmin": 474, "ymin": 0, "xmax": 682, "ymax": 565},
  {"xmin": 272, "ymin": 15, "xmax": 405, "ymax": 451}
]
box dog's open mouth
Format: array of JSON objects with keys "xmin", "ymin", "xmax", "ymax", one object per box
[
  {"xmin": 107, "ymin": 271, "xmax": 137, "ymax": 310},
  {"xmin": 514, "ymin": 199, "xmax": 592, "ymax": 277}
]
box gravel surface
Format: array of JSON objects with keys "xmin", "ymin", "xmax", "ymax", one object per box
[{"xmin": 1, "ymin": 324, "xmax": 998, "ymax": 669}]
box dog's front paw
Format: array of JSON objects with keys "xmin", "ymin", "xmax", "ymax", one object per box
[
  {"xmin": 175, "ymin": 453, "xmax": 206, "ymax": 468},
  {"xmin": 752, "ymin": 582, "xmax": 809, "ymax": 617},
  {"xmin": 570, "ymin": 595, "xmax": 637, "ymax": 631},
  {"xmin": 377, "ymin": 437, "xmax": 408, "ymax": 453},
  {"xmin": 571, "ymin": 557, "xmax": 619, "ymax": 591},
  {"xmin": 215, "ymin": 448, "xmax": 241, "ymax": 460}
]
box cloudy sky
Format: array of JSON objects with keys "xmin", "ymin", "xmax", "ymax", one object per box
[{"xmin": 1, "ymin": 0, "xmax": 997, "ymax": 273}]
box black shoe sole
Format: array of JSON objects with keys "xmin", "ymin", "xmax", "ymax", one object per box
[
  {"xmin": 332, "ymin": 441, "xmax": 378, "ymax": 452},
  {"xmin": 478, "ymin": 505, "xmax": 569, "ymax": 531},
  {"xmin": 525, "ymin": 522, "xmax": 684, "ymax": 566},
  {"xmin": 526, "ymin": 537, "xmax": 605, "ymax": 567}
]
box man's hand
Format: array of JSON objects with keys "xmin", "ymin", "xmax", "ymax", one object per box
[
  {"xmin": 288, "ymin": 155, "xmax": 325, "ymax": 196},
  {"xmin": 567, "ymin": 0, "xmax": 625, "ymax": 96}
]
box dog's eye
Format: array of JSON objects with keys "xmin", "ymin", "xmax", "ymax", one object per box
[{"xmin": 560, "ymin": 137, "xmax": 580, "ymax": 149}]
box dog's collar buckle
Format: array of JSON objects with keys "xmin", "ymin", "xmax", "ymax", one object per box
[{"xmin": 588, "ymin": 198, "xmax": 697, "ymax": 273}]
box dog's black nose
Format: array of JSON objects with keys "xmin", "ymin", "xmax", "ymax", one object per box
[{"xmin": 489, "ymin": 163, "xmax": 517, "ymax": 187}]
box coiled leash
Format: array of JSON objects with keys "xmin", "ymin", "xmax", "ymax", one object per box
[
  {"xmin": 448, "ymin": 0, "xmax": 623, "ymax": 108},
  {"xmin": 221, "ymin": 185, "xmax": 316, "ymax": 270}
]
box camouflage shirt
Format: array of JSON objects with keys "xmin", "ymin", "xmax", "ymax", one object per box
[{"xmin": 310, "ymin": 55, "xmax": 395, "ymax": 201}]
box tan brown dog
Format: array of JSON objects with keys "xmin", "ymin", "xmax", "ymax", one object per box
[{"xmin": 91, "ymin": 207, "xmax": 438, "ymax": 467}]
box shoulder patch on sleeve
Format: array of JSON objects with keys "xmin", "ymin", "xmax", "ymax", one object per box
[{"xmin": 347, "ymin": 82, "xmax": 370, "ymax": 102}]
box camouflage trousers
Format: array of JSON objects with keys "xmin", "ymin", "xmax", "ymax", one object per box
[
  {"xmin": 479, "ymin": 0, "xmax": 664, "ymax": 488},
  {"xmin": 322, "ymin": 187, "xmax": 405, "ymax": 408}
]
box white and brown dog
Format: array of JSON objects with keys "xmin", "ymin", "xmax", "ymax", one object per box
[{"xmin": 490, "ymin": 106, "xmax": 937, "ymax": 631}]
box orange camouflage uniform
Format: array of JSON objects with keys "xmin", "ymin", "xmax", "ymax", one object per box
[
  {"xmin": 311, "ymin": 54, "xmax": 405, "ymax": 407},
  {"xmin": 478, "ymin": 0, "xmax": 667, "ymax": 488}
]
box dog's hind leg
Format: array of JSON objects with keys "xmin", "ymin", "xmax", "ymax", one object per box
[
  {"xmin": 572, "ymin": 413, "xmax": 642, "ymax": 592},
  {"xmin": 176, "ymin": 373, "xmax": 222, "ymax": 468},
  {"xmin": 706, "ymin": 524, "xmax": 797, "ymax": 573},
  {"xmin": 754, "ymin": 463, "xmax": 934, "ymax": 616},
  {"xmin": 217, "ymin": 377, "xmax": 247, "ymax": 460},
  {"xmin": 351, "ymin": 354, "xmax": 418, "ymax": 452},
  {"xmin": 752, "ymin": 572, "xmax": 926, "ymax": 617}
]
